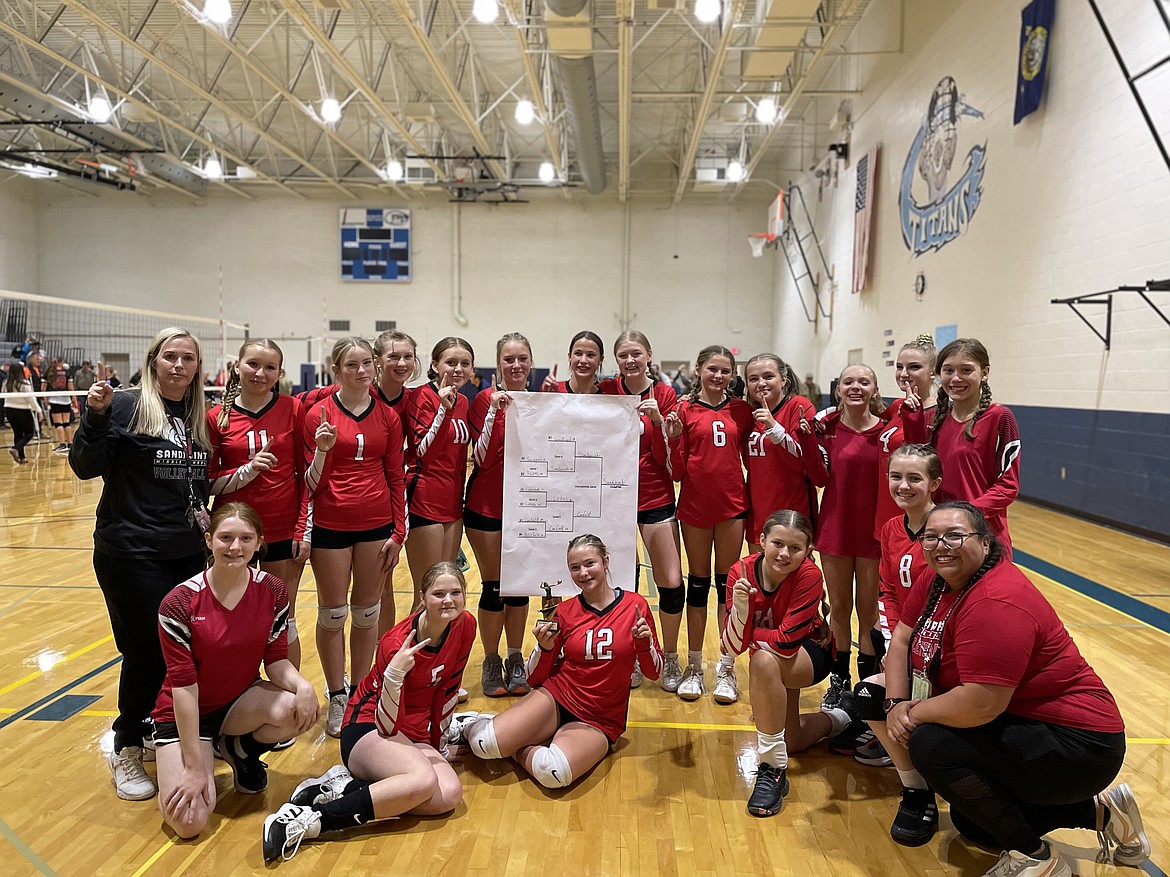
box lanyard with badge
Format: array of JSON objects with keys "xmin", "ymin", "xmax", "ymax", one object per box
[
  {"xmin": 170, "ymin": 414, "xmax": 209, "ymax": 534},
  {"xmin": 908, "ymin": 583, "xmax": 974, "ymax": 701}
]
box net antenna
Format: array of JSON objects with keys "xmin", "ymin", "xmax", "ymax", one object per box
[{"xmin": 748, "ymin": 233, "xmax": 777, "ymax": 258}]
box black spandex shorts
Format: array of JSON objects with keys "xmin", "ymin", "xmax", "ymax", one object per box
[
  {"xmin": 554, "ymin": 697, "xmax": 617, "ymax": 746},
  {"xmin": 49, "ymin": 403, "xmax": 72, "ymax": 416},
  {"xmin": 801, "ymin": 638, "xmax": 833, "ymax": 685},
  {"xmin": 340, "ymin": 721, "xmax": 378, "ymax": 767},
  {"xmin": 637, "ymin": 503, "xmax": 676, "ymax": 526},
  {"xmin": 153, "ymin": 694, "xmax": 241, "ymax": 745},
  {"xmin": 260, "ymin": 538, "xmax": 294, "ymax": 563},
  {"xmin": 463, "ymin": 508, "xmax": 503, "ymax": 532},
  {"xmin": 408, "ymin": 512, "xmax": 447, "ymax": 530},
  {"xmin": 312, "ymin": 522, "xmax": 396, "ymax": 550}
]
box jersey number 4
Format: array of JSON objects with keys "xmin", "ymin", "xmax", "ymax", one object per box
[{"xmin": 584, "ymin": 628, "xmax": 614, "ymax": 661}]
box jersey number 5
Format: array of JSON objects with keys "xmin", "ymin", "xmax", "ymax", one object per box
[{"xmin": 584, "ymin": 628, "xmax": 614, "ymax": 661}]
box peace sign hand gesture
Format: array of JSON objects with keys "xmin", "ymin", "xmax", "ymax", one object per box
[{"xmin": 388, "ymin": 630, "xmax": 432, "ymax": 676}]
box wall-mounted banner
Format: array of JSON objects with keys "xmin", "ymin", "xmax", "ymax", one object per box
[{"xmin": 899, "ymin": 77, "xmax": 986, "ymax": 257}]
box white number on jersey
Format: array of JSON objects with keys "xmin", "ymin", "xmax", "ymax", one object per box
[
  {"xmin": 246, "ymin": 429, "xmax": 270, "ymax": 458},
  {"xmin": 584, "ymin": 628, "xmax": 614, "ymax": 661},
  {"xmin": 355, "ymin": 433, "xmax": 365, "ymax": 461},
  {"xmin": 748, "ymin": 432, "xmax": 766, "ymax": 457},
  {"xmin": 879, "ymin": 425, "xmax": 898, "ymax": 454},
  {"xmin": 712, "ymin": 421, "xmax": 726, "ymax": 447},
  {"xmin": 898, "ymin": 553, "xmax": 914, "ymax": 588},
  {"xmin": 452, "ymin": 419, "xmax": 470, "ymax": 444}
]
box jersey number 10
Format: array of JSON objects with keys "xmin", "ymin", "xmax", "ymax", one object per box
[{"xmin": 584, "ymin": 628, "xmax": 614, "ymax": 661}]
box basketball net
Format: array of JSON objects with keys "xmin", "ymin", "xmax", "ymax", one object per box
[{"xmin": 748, "ymin": 233, "xmax": 775, "ymax": 258}]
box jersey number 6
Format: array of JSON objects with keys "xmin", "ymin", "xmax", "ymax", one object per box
[{"xmin": 712, "ymin": 421, "xmax": 726, "ymax": 447}]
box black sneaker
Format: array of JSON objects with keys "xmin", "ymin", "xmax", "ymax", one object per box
[
  {"xmin": 263, "ymin": 803, "xmax": 322, "ymax": 863},
  {"xmin": 219, "ymin": 735, "xmax": 268, "ymax": 794},
  {"xmin": 890, "ymin": 787, "xmax": 939, "ymax": 846},
  {"xmin": 820, "ymin": 673, "xmax": 850, "ymax": 711},
  {"xmin": 828, "ymin": 719, "xmax": 873, "ymax": 755},
  {"xmin": 747, "ymin": 763, "xmax": 790, "ymax": 817}
]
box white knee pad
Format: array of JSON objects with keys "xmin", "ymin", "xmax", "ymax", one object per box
[
  {"xmin": 530, "ymin": 743, "xmax": 573, "ymax": 789},
  {"xmin": 349, "ymin": 602, "xmax": 380, "ymax": 630},
  {"xmin": 467, "ymin": 718, "xmax": 501, "ymax": 759},
  {"xmin": 317, "ymin": 605, "xmax": 348, "ymax": 631},
  {"xmin": 286, "ymin": 616, "xmax": 299, "ymax": 643}
]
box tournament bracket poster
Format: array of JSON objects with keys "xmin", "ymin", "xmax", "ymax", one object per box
[{"xmin": 501, "ymin": 393, "xmax": 640, "ymax": 598}]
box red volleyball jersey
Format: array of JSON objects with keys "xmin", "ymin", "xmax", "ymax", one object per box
[
  {"xmin": 153, "ymin": 568, "xmax": 289, "ymax": 724},
  {"xmin": 902, "ymin": 560, "xmax": 1122, "ymax": 732},
  {"xmin": 345, "ymin": 610, "xmax": 476, "ymax": 749},
  {"xmin": 528, "ymin": 590, "xmax": 662, "ymax": 741},
  {"xmin": 548, "ymin": 380, "xmax": 598, "ymax": 394},
  {"xmin": 721, "ymin": 555, "xmax": 830, "ymax": 658},
  {"xmin": 798, "ymin": 413, "xmax": 883, "ymax": 558},
  {"xmin": 932, "ymin": 403, "xmax": 1020, "ymax": 552},
  {"xmin": 873, "ymin": 399, "xmax": 934, "ymax": 538},
  {"xmin": 597, "ymin": 377, "xmax": 678, "ymax": 512},
  {"xmin": 300, "ymin": 393, "xmax": 407, "ymax": 538},
  {"xmin": 404, "ymin": 383, "xmax": 471, "ymax": 522},
  {"xmin": 464, "ymin": 386, "xmax": 507, "ymax": 520},
  {"xmin": 207, "ymin": 393, "xmax": 305, "ymax": 542},
  {"xmin": 667, "ymin": 397, "xmax": 753, "ymax": 528},
  {"xmin": 877, "ymin": 514, "xmax": 930, "ymax": 638},
  {"xmin": 299, "ymin": 383, "xmax": 409, "ymax": 413},
  {"xmin": 744, "ymin": 395, "xmax": 817, "ymax": 540}
]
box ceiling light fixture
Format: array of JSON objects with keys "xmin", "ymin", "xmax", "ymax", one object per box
[
  {"xmin": 538, "ymin": 161, "xmax": 555, "ymax": 183},
  {"xmin": 320, "ymin": 98, "xmax": 342, "ymax": 123},
  {"xmin": 755, "ymin": 97, "xmax": 778, "ymax": 125},
  {"xmin": 472, "ymin": 0, "xmax": 499, "ymax": 24},
  {"xmin": 204, "ymin": 0, "xmax": 232, "ymax": 25},
  {"xmin": 87, "ymin": 93, "xmax": 113, "ymax": 123},
  {"xmin": 695, "ymin": 0, "xmax": 720, "ymax": 24},
  {"xmin": 515, "ymin": 99, "xmax": 535, "ymax": 125},
  {"xmin": 386, "ymin": 159, "xmax": 405, "ymax": 182},
  {"xmin": 726, "ymin": 159, "xmax": 746, "ymax": 183},
  {"xmin": 204, "ymin": 153, "xmax": 223, "ymax": 179}
]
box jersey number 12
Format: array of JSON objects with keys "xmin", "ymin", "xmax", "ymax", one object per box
[{"xmin": 584, "ymin": 628, "xmax": 613, "ymax": 661}]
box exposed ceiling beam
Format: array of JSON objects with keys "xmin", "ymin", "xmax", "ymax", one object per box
[
  {"xmin": 617, "ymin": 0, "xmax": 631, "ymax": 202},
  {"xmin": 500, "ymin": 0, "xmax": 567, "ymax": 188},
  {"xmin": 672, "ymin": 0, "xmax": 748, "ymax": 204}
]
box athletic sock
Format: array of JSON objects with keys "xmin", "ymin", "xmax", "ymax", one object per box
[
  {"xmin": 316, "ymin": 784, "xmax": 375, "ymax": 833},
  {"xmin": 897, "ymin": 768, "xmax": 929, "ymax": 791},
  {"xmin": 757, "ymin": 730, "xmax": 788, "ymax": 769},
  {"xmin": 328, "ymin": 687, "xmax": 348, "ymax": 699},
  {"xmin": 687, "ymin": 650, "xmax": 703, "ymax": 668},
  {"xmin": 235, "ymin": 732, "xmax": 272, "ymax": 758},
  {"xmin": 857, "ymin": 652, "xmax": 879, "ymax": 681},
  {"xmin": 717, "ymin": 653, "xmax": 735, "ymax": 670},
  {"xmin": 831, "ymin": 650, "xmax": 852, "ymax": 679},
  {"xmin": 507, "ymin": 647, "xmax": 522, "ymax": 659}
]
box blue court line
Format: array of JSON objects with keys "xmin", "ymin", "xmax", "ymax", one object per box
[
  {"xmin": 0, "ymin": 817, "xmax": 60, "ymax": 877},
  {"xmin": 1014, "ymin": 550, "xmax": 1170, "ymax": 636},
  {"xmin": 0, "ymin": 656, "xmax": 120, "ymax": 731},
  {"xmin": 28, "ymin": 693, "xmax": 102, "ymax": 722},
  {"xmin": 1144, "ymin": 860, "xmax": 1169, "ymax": 877}
]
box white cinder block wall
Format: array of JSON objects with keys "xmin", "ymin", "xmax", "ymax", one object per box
[
  {"xmin": 772, "ymin": 0, "xmax": 1170, "ymax": 414},
  {"xmin": 0, "ymin": 179, "xmax": 40, "ymax": 294}
]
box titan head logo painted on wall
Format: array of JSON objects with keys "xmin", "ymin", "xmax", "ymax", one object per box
[{"xmin": 899, "ymin": 77, "xmax": 987, "ymax": 256}]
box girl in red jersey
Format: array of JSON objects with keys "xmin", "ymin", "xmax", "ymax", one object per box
[
  {"xmin": 403, "ymin": 337, "xmax": 474, "ymax": 598},
  {"xmin": 796, "ymin": 364, "xmax": 886, "ymax": 712},
  {"xmin": 371, "ymin": 329, "xmax": 419, "ymax": 638},
  {"xmin": 540, "ymin": 330, "xmax": 604, "ymax": 394},
  {"xmin": 302, "ymin": 338, "xmax": 407, "ymax": 738},
  {"xmin": 45, "ymin": 355, "xmax": 76, "ymax": 452},
  {"xmin": 930, "ymin": 338, "xmax": 1020, "ymax": 553},
  {"xmin": 873, "ymin": 335, "xmax": 937, "ymax": 539},
  {"xmin": 664, "ymin": 346, "xmax": 754, "ymax": 704},
  {"xmin": 208, "ymin": 340, "xmax": 308, "ymax": 667},
  {"xmin": 262, "ymin": 562, "xmax": 476, "ymax": 864},
  {"xmin": 844, "ymin": 443, "xmax": 943, "ymax": 771},
  {"xmin": 721, "ymin": 511, "xmax": 853, "ymax": 817},
  {"xmin": 880, "ymin": 503, "xmax": 1144, "ymax": 869},
  {"xmin": 596, "ymin": 330, "xmax": 683, "ymax": 691},
  {"xmin": 467, "ymin": 333, "xmax": 535, "ymax": 698},
  {"xmin": 154, "ymin": 503, "xmax": 317, "ymax": 840},
  {"xmin": 743, "ymin": 353, "xmax": 818, "ymax": 552},
  {"xmin": 452, "ymin": 535, "xmax": 662, "ymax": 789}
]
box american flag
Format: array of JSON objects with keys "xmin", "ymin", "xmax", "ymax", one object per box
[{"xmin": 852, "ymin": 144, "xmax": 879, "ymax": 294}]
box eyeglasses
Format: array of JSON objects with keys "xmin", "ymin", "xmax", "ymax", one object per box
[{"xmin": 919, "ymin": 532, "xmax": 980, "ymax": 550}]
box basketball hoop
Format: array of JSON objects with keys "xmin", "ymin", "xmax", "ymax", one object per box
[{"xmin": 748, "ymin": 233, "xmax": 776, "ymax": 258}]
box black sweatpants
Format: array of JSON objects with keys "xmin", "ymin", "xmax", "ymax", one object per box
[
  {"xmin": 7, "ymin": 409, "xmax": 36, "ymax": 459},
  {"xmin": 94, "ymin": 550, "xmax": 205, "ymax": 751},
  {"xmin": 909, "ymin": 713, "xmax": 1125, "ymax": 853}
]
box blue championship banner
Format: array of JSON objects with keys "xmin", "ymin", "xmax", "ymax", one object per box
[{"xmin": 1014, "ymin": 0, "xmax": 1055, "ymax": 124}]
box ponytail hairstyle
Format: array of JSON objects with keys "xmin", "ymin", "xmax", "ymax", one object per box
[
  {"xmin": 687, "ymin": 345, "xmax": 737, "ymax": 402},
  {"xmin": 419, "ymin": 560, "xmax": 467, "ymax": 597},
  {"xmin": 571, "ymin": 331, "xmax": 606, "ymax": 358},
  {"xmin": 427, "ymin": 337, "xmax": 475, "ymax": 382},
  {"xmin": 761, "ymin": 509, "xmax": 831, "ymax": 644},
  {"xmin": 133, "ymin": 327, "xmax": 209, "ymax": 449},
  {"xmin": 373, "ymin": 330, "xmax": 420, "ymax": 383},
  {"xmin": 612, "ymin": 330, "xmax": 652, "ymax": 365},
  {"xmin": 205, "ymin": 500, "xmax": 266, "ymax": 563},
  {"xmin": 495, "ymin": 332, "xmax": 533, "ymax": 388},
  {"xmin": 329, "ymin": 337, "xmax": 376, "ymax": 382},
  {"xmin": 931, "ymin": 337, "xmax": 992, "ymax": 442},
  {"xmin": 744, "ymin": 353, "xmax": 800, "ymax": 409},
  {"xmin": 835, "ymin": 363, "xmax": 887, "ymax": 416},
  {"xmin": 5, "ymin": 362, "xmax": 27, "ymax": 393},
  {"xmin": 888, "ymin": 442, "xmax": 943, "ymax": 481},
  {"xmin": 218, "ymin": 339, "xmax": 284, "ymax": 430},
  {"xmin": 900, "ymin": 333, "xmax": 938, "ymax": 366},
  {"xmin": 567, "ymin": 533, "xmax": 609, "ymax": 559}
]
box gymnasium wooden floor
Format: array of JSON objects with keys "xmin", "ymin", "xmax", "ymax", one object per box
[{"xmin": 1, "ymin": 439, "xmax": 1167, "ymax": 877}]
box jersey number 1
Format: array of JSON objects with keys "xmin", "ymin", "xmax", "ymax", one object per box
[{"xmin": 584, "ymin": 628, "xmax": 613, "ymax": 661}]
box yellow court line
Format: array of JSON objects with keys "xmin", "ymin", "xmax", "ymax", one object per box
[
  {"xmin": 1018, "ymin": 565, "xmax": 1170, "ymax": 641},
  {"xmin": 628, "ymin": 720, "xmax": 754, "ymax": 732},
  {"xmin": 1127, "ymin": 738, "xmax": 1170, "ymax": 745},
  {"xmin": 130, "ymin": 838, "xmax": 177, "ymax": 877},
  {"xmin": 0, "ymin": 633, "xmax": 114, "ymax": 697}
]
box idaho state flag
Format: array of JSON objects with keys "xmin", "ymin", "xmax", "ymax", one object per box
[{"xmin": 1014, "ymin": 0, "xmax": 1055, "ymax": 124}]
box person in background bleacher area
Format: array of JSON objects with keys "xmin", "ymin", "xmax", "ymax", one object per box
[
  {"xmin": 5, "ymin": 360, "xmax": 41, "ymax": 463},
  {"xmin": 74, "ymin": 361, "xmax": 96, "ymax": 415},
  {"xmin": 802, "ymin": 373, "xmax": 823, "ymax": 410}
]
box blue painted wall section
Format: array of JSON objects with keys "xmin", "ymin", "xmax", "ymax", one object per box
[{"xmin": 1013, "ymin": 405, "xmax": 1170, "ymax": 541}]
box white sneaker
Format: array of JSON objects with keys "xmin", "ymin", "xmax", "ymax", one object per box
[
  {"xmin": 713, "ymin": 663, "xmax": 738, "ymax": 704},
  {"xmin": 142, "ymin": 734, "xmax": 156, "ymax": 763},
  {"xmin": 660, "ymin": 653, "xmax": 683, "ymax": 693},
  {"xmin": 109, "ymin": 746, "xmax": 156, "ymax": 800},
  {"xmin": 446, "ymin": 711, "xmax": 486, "ymax": 747},
  {"xmin": 262, "ymin": 803, "xmax": 322, "ymax": 863},
  {"xmin": 457, "ymin": 687, "xmax": 470, "ymax": 703},
  {"xmin": 290, "ymin": 764, "xmax": 353, "ymax": 806},
  {"xmin": 1097, "ymin": 783, "xmax": 1150, "ymax": 866},
  {"xmin": 984, "ymin": 845, "xmax": 1072, "ymax": 877},
  {"xmin": 677, "ymin": 664, "xmax": 705, "ymax": 701},
  {"xmin": 630, "ymin": 663, "xmax": 644, "ymax": 689},
  {"xmin": 325, "ymin": 691, "xmax": 347, "ymax": 738}
]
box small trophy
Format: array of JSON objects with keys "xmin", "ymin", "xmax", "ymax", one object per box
[{"xmin": 537, "ymin": 581, "xmax": 562, "ymax": 634}]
